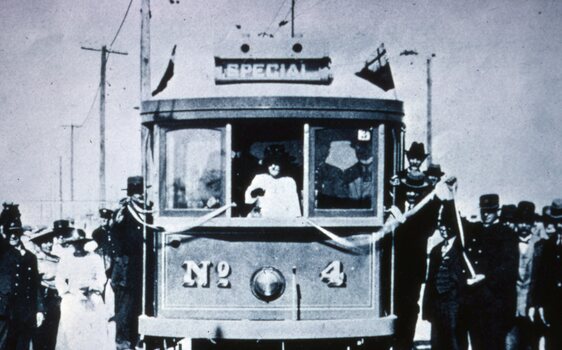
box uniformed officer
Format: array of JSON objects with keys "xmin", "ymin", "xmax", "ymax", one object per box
[
  {"xmin": 5, "ymin": 224, "xmax": 44, "ymax": 350},
  {"xmin": 460, "ymin": 194, "xmax": 519, "ymax": 350},
  {"xmin": 112, "ymin": 176, "xmax": 153, "ymax": 350},
  {"xmin": 529, "ymin": 198, "xmax": 562, "ymax": 350},
  {"xmin": 29, "ymin": 228, "xmax": 60, "ymax": 350}
]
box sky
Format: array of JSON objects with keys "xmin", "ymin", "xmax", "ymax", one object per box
[{"xmin": 1, "ymin": 0, "xmax": 561, "ymax": 224}]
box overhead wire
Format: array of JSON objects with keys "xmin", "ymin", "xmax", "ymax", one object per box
[{"xmin": 109, "ymin": 0, "xmax": 134, "ymax": 49}]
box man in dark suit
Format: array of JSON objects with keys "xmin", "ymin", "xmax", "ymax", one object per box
[
  {"xmin": 112, "ymin": 176, "xmax": 154, "ymax": 350},
  {"xmin": 423, "ymin": 203, "xmax": 467, "ymax": 350},
  {"xmin": 5, "ymin": 225, "xmax": 44, "ymax": 350},
  {"xmin": 529, "ymin": 198, "xmax": 562, "ymax": 350},
  {"xmin": 505, "ymin": 201, "xmax": 543, "ymax": 350},
  {"xmin": 461, "ymin": 194, "xmax": 519, "ymax": 350}
]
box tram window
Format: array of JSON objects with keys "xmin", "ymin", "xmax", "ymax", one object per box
[
  {"xmin": 313, "ymin": 127, "xmax": 377, "ymax": 210},
  {"xmin": 232, "ymin": 122, "xmax": 303, "ymax": 218},
  {"xmin": 165, "ymin": 128, "xmax": 225, "ymax": 210}
]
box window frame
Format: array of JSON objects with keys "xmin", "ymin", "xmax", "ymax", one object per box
[
  {"xmin": 159, "ymin": 124, "xmax": 229, "ymax": 216},
  {"xmin": 308, "ymin": 124, "xmax": 385, "ymax": 220}
]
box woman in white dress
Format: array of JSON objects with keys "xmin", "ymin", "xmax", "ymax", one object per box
[
  {"xmin": 245, "ymin": 144, "xmax": 301, "ymax": 218},
  {"xmin": 55, "ymin": 233, "xmax": 111, "ymax": 349}
]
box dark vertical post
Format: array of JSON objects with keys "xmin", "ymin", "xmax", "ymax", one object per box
[
  {"xmin": 426, "ymin": 57, "xmax": 432, "ymax": 165},
  {"xmin": 59, "ymin": 156, "xmax": 63, "ymax": 218},
  {"xmin": 100, "ymin": 45, "xmax": 107, "ymax": 207},
  {"xmin": 291, "ymin": 0, "xmax": 295, "ymax": 38}
]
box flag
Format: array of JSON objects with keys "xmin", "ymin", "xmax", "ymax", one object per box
[
  {"xmin": 355, "ymin": 44, "xmax": 395, "ymax": 91},
  {"xmin": 152, "ymin": 44, "xmax": 176, "ymax": 97}
]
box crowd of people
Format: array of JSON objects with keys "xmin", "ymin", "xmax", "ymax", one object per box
[
  {"xmin": 0, "ymin": 176, "xmax": 151, "ymax": 350},
  {"xmin": 389, "ymin": 142, "xmax": 562, "ymax": 350}
]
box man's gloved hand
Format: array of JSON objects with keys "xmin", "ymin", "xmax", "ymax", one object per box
[{"xmin": 250, "ymin": 188, "xmax": 265, "ymax": 198}]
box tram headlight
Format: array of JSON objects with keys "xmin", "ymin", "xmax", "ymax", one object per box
[{"xmin": 250, "ymin": 267, "xmax": 286, "ymax": 302}]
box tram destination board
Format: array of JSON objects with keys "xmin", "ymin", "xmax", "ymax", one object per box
[{"xmin": 214, "ymin": 57, "xmax": 333, "ymax": 85}]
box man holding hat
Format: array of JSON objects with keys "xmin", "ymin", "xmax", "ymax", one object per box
[
  {"xmin": 29, "ymin": 228, "xmax": 60, "ymax": 350},
  {"xmin": 4, "ymin": 224, "xmax": 44, "ymax": 350},
  {"xmin": 112, "ymin": 176, "xmax": 154, "ymax": 350},
  {"xmin": 529, "ymin": 198, "xmax": 562, "ymax": 350},
  {"xmin": 460, "ymin": 193, "xmax": 518, "ymax": 350},
  {"xmin": 423, "ymin": 203, "xmax": 467, "ymax": 350},
  {"xmin": 505, "ymin": 201, "xmax": 543, "ymax": 350}
]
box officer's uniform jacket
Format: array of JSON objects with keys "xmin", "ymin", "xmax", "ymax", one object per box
[
  {"xmin": 0, "ymin": 239, "xmax": 19, "ymax": 318},
  {"xmin": 462, "ymin": 220, "xmax": 519, "ymax": 314},
  {"xmin": 11, "ymin": 247, "xmax": 44, "ymax": 327}
]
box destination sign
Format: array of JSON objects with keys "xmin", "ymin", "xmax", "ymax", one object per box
[{"xmin": 214, "ymin": 57, "xmax": 332, "ymax": 85}]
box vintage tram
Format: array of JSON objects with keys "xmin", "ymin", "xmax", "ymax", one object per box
[{"xmin": 136, "ymin": 7, "xmax": 405, "ymax": 348}]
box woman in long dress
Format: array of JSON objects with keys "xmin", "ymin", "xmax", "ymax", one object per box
[{"xmin": 55, "ymin": 234, "xmax": 111, "ymax": 349}]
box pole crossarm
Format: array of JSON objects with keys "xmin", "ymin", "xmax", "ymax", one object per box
[{"xmin": 81, "ymin": 46, "xmax": 128, "ymax": 55}]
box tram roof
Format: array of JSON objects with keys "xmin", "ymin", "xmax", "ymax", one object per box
[{"xmin": 141, "ymin": 96, "xmax": 404, "ymax": 124}]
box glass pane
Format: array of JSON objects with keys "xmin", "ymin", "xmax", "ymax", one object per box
[
  {"xmin": 314, "ymin": 128, "xmax": 376, "ymax": 209},
  {"xmin": 165, "ymin": 129, "xmax": 224, "ymax": 209}
]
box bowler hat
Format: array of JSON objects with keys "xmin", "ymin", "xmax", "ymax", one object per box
[
  {"xmin": 405, "ymin": 142, "xmax": 429, "ymax": 160},
  {"xmin": 500, "ymin": 204, "xmax": 517, "ymax": 222},
  {"xmin": 400, "ymin": 171, "xmax": 430, "ymax": 190},
  {"xmin": 424, "ymin": 163, "xmax": 445, "ymax": 178},
  {"xmin": 515, "ymin": 201, "xmax": 536, "ymax": 223},
  {"xmin": 99, "ymin": 208, "xmax": 113, "ymax": 219},
  {"xmin": 544, "ymin": 198, "xmax": 562, "ymax": 222},
  {"xmin": 479, "ymin": 194, "xmax": 499, "ymax": 210}
]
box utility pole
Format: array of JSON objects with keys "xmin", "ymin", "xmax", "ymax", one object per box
[
  {"xmin": 61, "ymin": 124, "xmax": 81, "ymax": 202},
  {"xmin": 291, "ymin": 0, "xmax": 295, "ymax": 38},
  {"xmin": 426, "ymin": 54, "xmax": 435, "ymax": 165},
  {"xmin": 59, "ymin": 156, "xmax": 63, "ymax": 218},
  {"xmin": 81, "ymin": 45, "xmax": 128, "ymax": 206}
]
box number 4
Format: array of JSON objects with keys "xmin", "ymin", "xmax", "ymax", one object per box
[{"xmin": 320, "ymin": 261, "xmax": 346, "ymax": 287}]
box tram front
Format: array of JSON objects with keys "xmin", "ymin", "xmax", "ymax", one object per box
[{"xmin": 138, "ymin": 35, "xmax": 404, "ymax": 349}]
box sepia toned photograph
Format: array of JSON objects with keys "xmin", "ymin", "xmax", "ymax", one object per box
[{"xmin": 1, "ymin": 0, "xmax": 561, "ymax": 349}]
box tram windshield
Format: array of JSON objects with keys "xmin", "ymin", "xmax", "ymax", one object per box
[{"xmin": 161, "ymin": 124, "xmax": 380, "ymax": 218}]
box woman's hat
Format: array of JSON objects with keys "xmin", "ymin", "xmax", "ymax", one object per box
[
  {"xmin": 405, "ymin": 142, "xmax": 429, "ymax": 160},
  {"xmin": 400, "ymin": 171, "xmax": 430, "ymax": 190},
  {"xmin": 262, "ymin": 144, "xmax": 293, "ymax": 166},
  {"xmin": 544, "ymin": 198, "xmax": 562, "ymax": 222},
  {"xmin": 29, "ymin": 229, "xmax": 57, "ymax": 243}
]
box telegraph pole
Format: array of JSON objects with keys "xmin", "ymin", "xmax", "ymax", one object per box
[
  {"xmin": 81, "ymin": 45, "xmax": 128, "ymax": 206},
  {"xmin": 426, "ymin": 54, "xmax": 435, "ymax": 165},
  {"xmin": 59, "ymin": 156, "xmax": 63, "ymax": 218},
  {"xmin": 61, "ymin": 123, "xmax": 81, "ymax": 202}
]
